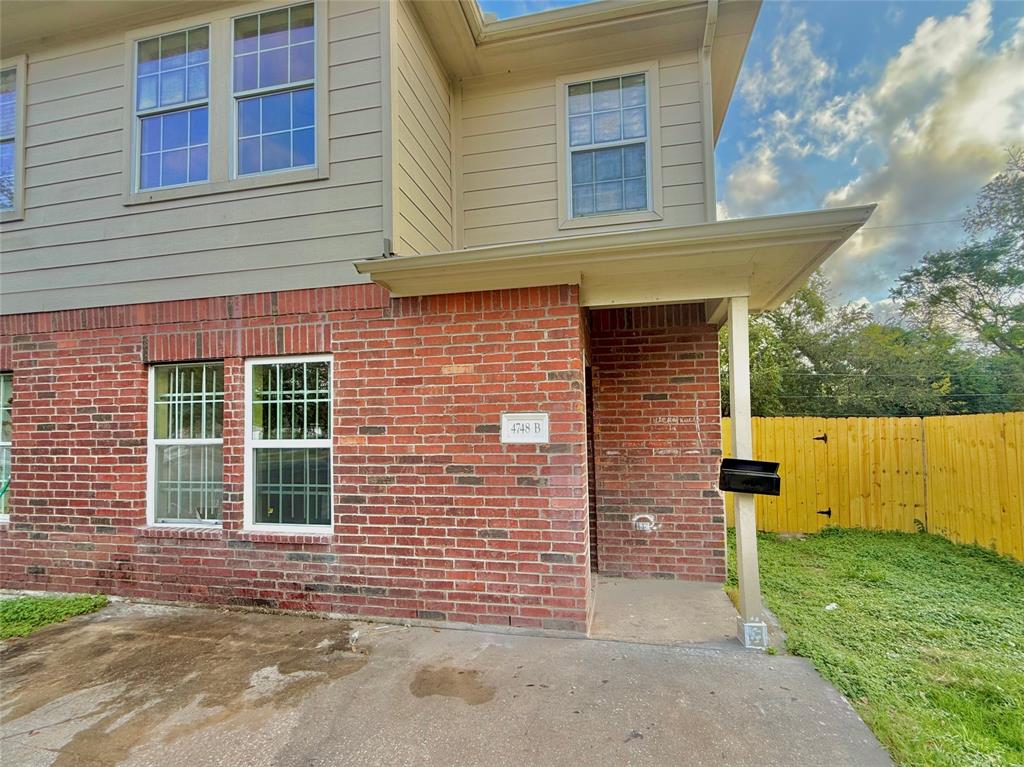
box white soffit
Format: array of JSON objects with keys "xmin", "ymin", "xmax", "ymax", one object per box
[{"xmin": 355, "ymin": 205, "xmax": 876, "ymax": 313}]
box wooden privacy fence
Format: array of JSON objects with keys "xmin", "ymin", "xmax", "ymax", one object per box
[{"xmin": 722, "ymin": 412, "xmax": 1024, "ymax": 561}]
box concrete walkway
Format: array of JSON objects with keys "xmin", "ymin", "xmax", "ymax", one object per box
[
  {"xmin": 590, "ymin": 576, "xmax": 740, "ymax": 646},
  {"xmin": 1, "ymin": 601, "xmax": 893, "ymax": 767}
]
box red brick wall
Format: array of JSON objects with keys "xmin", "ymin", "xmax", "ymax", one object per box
[
  {"xmin": 0, "ymin": 285, "xmax": 591, "ymax": 632},
  {"xmin": 589, "ymin": 304, "xmax": 726, "ymax": 581}
]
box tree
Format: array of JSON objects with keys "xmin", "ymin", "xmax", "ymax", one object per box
[
  {"xmin": 890, "ymin": 236, "xmax": 1024, "ymax": 356},
  {"xmin": 892, "ymin": 148, "xmax": 1023, "ymax": 357}
]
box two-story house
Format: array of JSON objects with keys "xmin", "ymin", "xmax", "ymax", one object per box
[{"xmin": 0, "ymin": 0, "xmax": 873, "ymax": 646}]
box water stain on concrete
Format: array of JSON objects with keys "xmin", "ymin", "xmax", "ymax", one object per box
[
  {"xmin": 0, "ymin": 605, "xmax": 367, "ymax": 767},
  {"xmin": 409, "ymin": 665, "xmax": 495, "ymax": 705}
]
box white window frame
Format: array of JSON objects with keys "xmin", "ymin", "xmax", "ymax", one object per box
[
  {"xmin": 121, "ymin": 1, "xmax": 329, "ymax": 207},
  {"xmin": 1, "ymin": 55, "xmax": 27, "ymax": 223},
  {"xmin": 132, "ymin": 24, "xmax": 213, "ymax": 194},
  {"xmin": 146, "ymin": 363, "xmax": 225, "ymax": 527},
  {"xmin": 555, "ymin": 61, "xmax": 663, "ymax": 231},
  {"xmin": 230, "ymin": 3, "xmax": 318, "ymax": 179},
  {"xmin": 243, "ymin": 354, "xmax": 334, "ymax": 534},
  {"xmin": 0, "ymin": 372, "xmax": 12, "ymax": 523}
]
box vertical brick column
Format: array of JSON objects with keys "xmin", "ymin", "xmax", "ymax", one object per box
[{"xmin": 589, "ymin": 303, "xmax": 726, "ymax": 581}]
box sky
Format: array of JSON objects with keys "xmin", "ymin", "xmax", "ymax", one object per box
[{"xmin": 478, "ymin": 0, "xmax": 1024, "ymax": 309}]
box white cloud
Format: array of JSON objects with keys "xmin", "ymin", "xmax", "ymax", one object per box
[{"xmin": 719, "ymin": 0, "xmax": 1024, "ymax": 302}]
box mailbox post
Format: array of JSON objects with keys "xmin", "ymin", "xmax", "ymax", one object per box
[{"xmin": 727, "ymin": 296, "xmax": 769, "ymax": 649}]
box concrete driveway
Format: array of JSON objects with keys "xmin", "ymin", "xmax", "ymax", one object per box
[{"xmin": 1, "ymin": 602, "xmax": 892, "ymax": 767}]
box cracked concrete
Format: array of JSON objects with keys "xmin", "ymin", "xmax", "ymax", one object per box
[{"xmin": 1, "ymin": 601, "xmax": 893, "ymax": 767}]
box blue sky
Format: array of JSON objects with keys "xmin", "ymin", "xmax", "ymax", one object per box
[{"xmin": 479, "ymin": 0, "xmax": 1024, "ymax": 308}]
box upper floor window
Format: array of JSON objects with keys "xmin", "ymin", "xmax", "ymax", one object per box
[
  {"xmin": 567, "ymin": 73, "xmax": 650, "ymax": 218},
  {"xmin": 0, "ymin": 57, "xmax": 26, "ymax": 220},
  {"xmin": 135, "ymin": 27, "xmax": 211, "ymax": 190},
  {"xmin": 126, "ymin": 3, "xmax": 324, "ymax": 203},
  {"xmin": 0, "ymin": 373, "xmax": 12, "ymax": 520},
  {"xmin": 233, "ymin": 4, "xmax": 315, "ymax": 175}
]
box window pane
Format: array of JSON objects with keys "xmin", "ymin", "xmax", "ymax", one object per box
[
  {"xmin": 1, "ymin": 141, "xmax": 15, "ymax": 210},
  {"xmin": 155, "ymin": 444, "xmax": 223, "ymax": 522},
  {"xmin": 621, "ymin": 74, "xmax": 646, "ymax": 107},
  {"xmin": 571, "ymin": 151, "xmax": 593, "ymax": 184},
  {"xmin": 572, "ymin": 184, "xmax": 595, "ymax": 216},
  {"xmin": 236, "ymin": 88, "xmax": 315, "ymax": 175},
  {"xmin": 0, "ymin": 373, "xmax": 11, "ymax": 444},
  {"xmin": 235, "ymin": 4, "xmax": 315, "ymax": 94},
  {"xmin": 139, "ymin": 106, "xmax": 209, "ymax": 190},
  {"xmin": 137, "ymin": 27, "xmax": 209, "ymax": 111},
  {"xmin": 623, "ymin": 143, "xmax": 646, "ymax": 178},
  {"xmin": 568, "ymin": 82, "xmax": 590, "ymax": 115},
  {"xmin": 254, "ymin": 447, "xmax": 330, "ymax": 526},
  {"xmin": 154, "ymin": 363, "xmax": 224, "ymax": 440},
  {"xmin": 1, "ymin": 68, "xmax": 17, "ymax": 138},
  {"xmin": 624, "ymin": 178, "xmax": 647, "ymax": 210},
  {"xmin": 594, "ymin": 146, "xmax": 622, "ymax": 181},
  {"xmin": 622, "ymin": 107, "xmax": 646, "ymax": 139},
  {"xmin": 251, "ymin": 360, "xmax": 330, "ymax": 440},
  {"xmin": 0, "ymin": 446, "xmax": 9, "ymax": 516},
  {"xmin": 593, "ymin": 110, "xmax": 621, "ymax": 142},
  {"xmin": 595, "ymin": 180, "xmax": 623, "ymax": 212},
  {"xmin": 291, "ymin": 4, "xmax": 315, "ymax": 43},
  {"xmin": 592, "ymin": 77, "xmax": 620, "ymax": 111},
  {"xmin": 569, "ymin": 115, "xmax": 591, "ymax": 147}
]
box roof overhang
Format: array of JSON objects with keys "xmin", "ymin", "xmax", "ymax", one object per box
[
  {"xmin": 355, "ymin": 205, "xmax": 875, "ymax": 321},
  {"xmin": 412, "ymin": 0, "xmax": 759, "ymax": 141}
]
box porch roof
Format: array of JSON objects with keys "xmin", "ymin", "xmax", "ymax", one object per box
[{"xmin": 353, "ymin": 205, "xmax": 875, "ymax": 321}]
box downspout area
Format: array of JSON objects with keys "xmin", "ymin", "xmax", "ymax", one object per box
[{"xmin": 700, "ymin": 0, "xmax": 719, "ymax": 222}]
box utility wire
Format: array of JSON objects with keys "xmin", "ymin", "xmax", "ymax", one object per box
[{"xmin": 860, "ymin": 217, "xmax": 965, "ymax": 231}]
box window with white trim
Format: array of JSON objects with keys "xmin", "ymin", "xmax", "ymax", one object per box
[
  {"xmin": 246, "ymin": 357, "xmax": 331, "ymax": 528},
  {"xmin": 1, "ymin": 65, "xmax": 20, "ymax": 213},
  {"xmin": 233, "ymin": 4, "xmax": 316, "ymax": 175},
  {"xmin": 134, "ymin": 26, "xmax": 211, "ymax": 190},
  {"xmin": 150, "ymin": 363, "xmax": 224, "ymax": 524},
  {"xmin": 566, "ymin": 73, "xmax": 650, "ymax": 217},
  {"xmin": 0, "ymin": 373, "xmax": 12, "ymax": 520}
]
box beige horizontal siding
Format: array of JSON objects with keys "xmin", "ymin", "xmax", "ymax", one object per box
[
  {"xmin": 459, "ymin": 51, "xmax": 706, "ymax": 249},
  {"xmin": 1, "ymin": 0, "xmax": 385, "ymax": 315},
  {"xmin": 392, "ymin": 0, "xmax": 453, "ymax": 255}
]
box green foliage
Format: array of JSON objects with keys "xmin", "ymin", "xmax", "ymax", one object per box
[
  {"xmin": 720, "ymin": 274, "xmax": 1023, "ymax": 416},
  {"xmin": 727, "ymin": 529, "xmax": 1024, "ymax": 767},
  {"xmin": 0, "ymin": 594, "xmax": 108, "ymax": 639}
]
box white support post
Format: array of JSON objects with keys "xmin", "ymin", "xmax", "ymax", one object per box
[{"xmin": 727, "ymin": 296, "xmax": 768, "ymax": 649}]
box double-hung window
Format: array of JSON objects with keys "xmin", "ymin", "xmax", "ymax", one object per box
[
  {"xmin": 568, "ymin": 73, "xmax": 650, "ymax": 217},
  {"xmin": 233, "ymin": 4, "xmax": 316, "ymax": 175},
  {"xmin": 1, "ymin": 56, "xmax": 26, "ymax": 220},
  {"xmin": 245, "ymin": 357, "xmax": 332, "ymax": 530},
  {"xmin": 557, "ymin": 64, "xmax": 661, "ymax": 228},
  {"xmin": 149, "ymin": 363, "xmax": 224, "ymax": 525},
  {"xmin": 134, "ymin": 26, "xmax": 211, "ymax": 190},
  {"xmin": 0, "ymin": 373, "xmax": 12, "ymax": 521}
]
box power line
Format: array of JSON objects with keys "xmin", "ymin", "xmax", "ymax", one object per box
[{"xmin": 860, "ymin": 217, "xmax": 964, "ymax": 231}]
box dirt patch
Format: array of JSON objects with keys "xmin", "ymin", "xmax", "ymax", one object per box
[
  {"xmin": 1, "ymin": 605, "xmax": 367, "ymax": 767},
  {"xmin": 410, "ymin": 665, "xmax": 495, "ymax": 705}
]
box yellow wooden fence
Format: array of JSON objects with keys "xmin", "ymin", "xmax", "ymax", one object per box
[{"xmin": 722, "ymin": 412, "xmax": 1024, "ymax": 561}]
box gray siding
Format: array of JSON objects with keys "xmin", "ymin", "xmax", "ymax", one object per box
[{"xmin": 0, "ymin": 0, "xmax": 384, "ymax": 314}]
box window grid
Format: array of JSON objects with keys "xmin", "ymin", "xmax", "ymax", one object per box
[
  {"xmin": 1, "ymin": 68, "xmax": 16, "ymax": 211},
  {"xmin": 150, "ymin": 364, "xmax": 224, "ymax": 525},
  {"xmin": 566, "ymin": 73, "xmax": 650, "ymax": 218},
  {"xmin": 135, "ymin": 26, "xmax": 210, "ymax": 191},
  {"xmin": 233, "ymin": 4, "xmax": 316, "ymax": 176},
  {"xmin": 246, "ymin": 357, "xmax": 332, "ymax": 530},
  {"xmin": 0, "ymin": 373, "xmax": 11, "ymax": 517}
]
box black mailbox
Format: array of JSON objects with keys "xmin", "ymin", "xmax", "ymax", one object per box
[{"xmin": 719, "ymin": 458, "xmax": 781, "ymax": 496}]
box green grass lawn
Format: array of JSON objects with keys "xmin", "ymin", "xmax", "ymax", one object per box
[
  {"xmin": 728, "ymin": 528, "xmax": 1024, "ymax": 767},
  {"xmin": 0, "ymin": 594, "xmax": 108, "ymax": 639}
]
